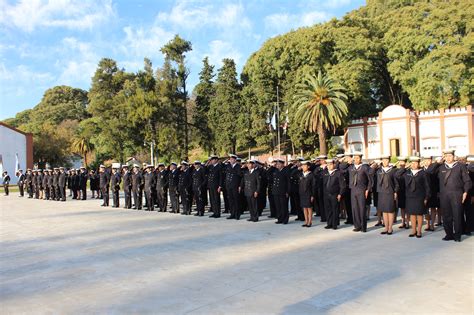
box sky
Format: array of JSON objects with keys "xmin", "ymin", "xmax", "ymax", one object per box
[{"xmin": 0, "ymin": 0, "xmax": 365, "ymax": 120}]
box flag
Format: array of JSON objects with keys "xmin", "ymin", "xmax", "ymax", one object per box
[
  {"xmin": 15, "ymin": 153, "xmax": 20, "ymax": 175},
  {"xmin": 0, "ymin": 154, "xmax": 3, "ymax": 175},
  {"xmin": 270, "ymin": 112, "xmax": 277, "ymax": 130},
  {"xmin": 282, "ymin": 109, "xmax": 289, "ymax": 134}
]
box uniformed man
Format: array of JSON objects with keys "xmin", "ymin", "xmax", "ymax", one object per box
[
  {"xmin": 32, "ymin": 169, "xmax": 38, "ymax": 199},
  {"xmin": 396, "ymin": 157, "xmax": 409, "ymax": 229},
  {"xmin": 422, "ymin": 156, "xmax": 439, "ymax": 231},
  {"xmin": 346, "ymin": 152, "xmax": 372, "ymax": 232},
  {"xmin": 122, "ymin": 165, "xmax": 132, "ymax": 209},
  {"xmin": 99, "ymin": 165, "xmax": 110, "ymax": 206},
  {"xmin": 426, "ymin": 150, "xmax": 472, "ymax": 242},
  {"xmin": 465, "ymin": 156, "xmax": 474, "ymax": 235},
  {"xmin": 71, "ymin": 169, "xmax": 78, "ymax": 199},
  {"xmin": 224, "ymin": 154, "xmax": 242, "ymax": 220},
  {"xmin": 240, "ymin": 160, "xmax": 261, "ymax": 222},
  {"xmin": 42, "ymin": 169, "xmax": 50, "ymax": 200},
  {"xmin": 192, "ymin": 161, "xmax": 207, "ymax": 216},
  {"xmin": 2, "ymin": 171, "xmax": 10, "ymax": 196},
  {"xmin": 338, "ymin": 152, "xmax": 353, "ymax": 224},
  {"xmin": 272, "ymin": 158, "xmax": 291, "ymax": 224},
  {"xmin": 47, "ymin": 169, "xmax": 55, "ymax": 201},
  {"xmin": 131, "ymin": 165, "xmax": 143, "ymax": 210},
  {"xmin": 111, "ymin": 165, "xmax": 122, "ymax": 208},
  {"xmin": 168, "ymin": 162, "xmax": 180, "ymax": 213},
  {"xmin": 322, "ymin": 159, "xmax": 346, "ymax": 230},
  {"xmin": 255, "ymin": 161, "xmax": 267, "ymax": 216},
  {"xmin": 16, "ymin": 169, "xmax": 25, "ymax": 197},
  {"xmin": 143, "ymin": 165, "xmax": 155, "ymax": 211},
  {"xmin": 207, "ymin": 155, "xmax": 222, "ymax": 218},
  {"xmin": 315, "ymin": 155, "xmax": 328, "ymax": 222},
  {"xmin": 52, "ymin": 168, "xmax": 60, "ymax": 201},
  {"xmin": 155, "ymin": 163, "xmax": 169, "ymax": 212},
  {"xmin": 36, "ymin": 169, "xmax": 44, "ymax": 200},
  {"xmin": 289, "ymin": 157, "xmax": 303, "ymax": 221},
  {"xmin": 26, "ymin": 169, "xmax": 33, "ymax": 198},
  {"xmin": 79, "ymin": 167, "xmax": 88, "ymax": 200},
  {"xmin": 58, "ymin": 167, "xmax": 67, "ymax": 201},
  {"xmin": 178, "ymin": 161, "xmax": 192, "ymax": 215}
]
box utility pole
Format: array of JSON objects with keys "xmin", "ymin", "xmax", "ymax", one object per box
[{"xmin": 277, "ymin": 85, "xmax": 281, "ymax": 158}]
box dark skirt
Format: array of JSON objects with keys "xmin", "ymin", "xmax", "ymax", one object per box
[
  {"xmin": 377, "ymin": 192, "xmax": 396, "ymax": 213},
  {"xmin": 299, "ymin": 193, "xmax": 313, "ymax": 208},
  {"xmin": 406, "ymin": 196, "xmax": 427, "ymax": 215},
  {"xmin": 426, "ymin": 194, "xmax": 439, "ymax": 208}
]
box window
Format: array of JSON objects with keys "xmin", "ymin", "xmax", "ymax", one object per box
[{"xmin": 448, "ymin": 136, "xmax": 468, "ymax": 156}]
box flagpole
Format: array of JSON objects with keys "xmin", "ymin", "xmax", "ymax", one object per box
[{"xmin": 277, "ymin": 85, "xmax": 281, "ymax": 158}]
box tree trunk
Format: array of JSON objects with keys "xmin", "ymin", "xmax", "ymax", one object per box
[
  {"xmin": 84, "ymin": 152, "xmax": 88, "ymax": 168},
  {"xmin": 317, "ymin": 124, "xmax": 327, "ymax": 155}
]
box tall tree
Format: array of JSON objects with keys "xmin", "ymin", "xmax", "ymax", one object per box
[
  {"xmin": 292, "ymin": 71, "xmax": 348, "ymax": 155},
  {"xmin": 209, "ymin": 59, "xmax": 241, "ymax": 154},
  {"xmin": 160, "ymin": 35, "xmax": 192, "ymax": 159},
  {"xmin": 192, "ymin": 57, "xmax": 215, "ymax": 154}
]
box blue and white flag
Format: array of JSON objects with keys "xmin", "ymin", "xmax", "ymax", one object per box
[{"xmin": 15, "ymin": 153, "xmax": 20, "ymax": 175}]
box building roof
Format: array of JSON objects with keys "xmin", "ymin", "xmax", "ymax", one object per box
[{"xmin": 0, "ymin": 122, "xmax": 32, "ymax": 136}]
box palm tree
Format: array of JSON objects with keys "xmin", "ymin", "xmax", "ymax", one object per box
[
  {"xmin": 71, "ymin": 137, "xmax": 93, "ymax": 167},
  {"xmin": 292, "ymin": 71, "xmax": 348, "ymax": 155}
]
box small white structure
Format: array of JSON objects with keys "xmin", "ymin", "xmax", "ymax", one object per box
[
  {"xmin": 345, "ymin": 105, "xmax": 474, "ymax": 159},
  {"xmin": 0, "ymin": 122, "xmax": 33, "ymax": 184}
]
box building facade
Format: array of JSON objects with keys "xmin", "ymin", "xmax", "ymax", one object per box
[
  {"xmin": 0, "ymin": 122, "xmax": 34, "ymax": 184},
  {"xmin": 345, "ymin": 104, "xmax": 474, "ymax": 159}
]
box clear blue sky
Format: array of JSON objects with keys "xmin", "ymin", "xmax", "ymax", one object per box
[{"xmin": 0, "ymin": 0, "xmax": 365, "ymax": 120}]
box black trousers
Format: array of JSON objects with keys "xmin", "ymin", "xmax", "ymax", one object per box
[
  {"xmin": 344, "ymin": 189, "xmax": 353, "ymax": 223},
  {"xmin": 290, "ymin": 191, "xmax": 304, "ymax": 220},
  {"xmin": 274, "ymin": 194, "xmax": 289, "ymax": 223},
  {"xmin": 246, "ymin": 195, "xmax": 259, "ymax": 221},
  {"xmin": 226, "ymin": 186, "xmax": 240, "ymax": 218},
  {"xmin": 157, "ymin": 189, "xmax": 167, "ymax": 212},
  {"xmin": 223, "ymin": 188, "xmax": 229, "ymax": 213},
  {"xmin": 50, "ymin": 186, "xmax": 55, "ymax": 200},
  {"xmin": 18, "ymin": 184, "xmax": 24, "ymax": 196},
  {"xmin": 318, "ymin": 188, "xmax": 326, "ymax": 221},
  {"xmin": 169, "ymin": 188, "xmax": 179, "ymax": 212},
  {"xmin": 324, "ymin": 193, "xmax": 340, "ymax": 228},
  {"xmin": 4, "ymin": 185, "xmax": 9, "ymax": 195},
  {"xmin": 124, "ymin": 189, "xmax": 132, "ymax": 208},
  {"xmin": 441, "ymin": 191, "xmax": 464, "ymax": 240},
  {"xmin": 55, "ymin": 186, "xmax": 60, "ymax": 200},
  {"xmin": 268, "ymin": 192, "xmax": 276, "ymax": 217},
  {"xmin": 44, "ymin": 187, "xmax": 50, "ymax": 200},
  {"xmin": 72, "ymin": 188, "xmax": 78, "ymax": 199},
  {"xmin": 28, "ymin": 184, "xmax": 33, "ymax": 198},
  {"xmin": 462, "ymin": 197, "xmax": 474, "ymax": 233},
  {"xmin": 59, "ymin": 186, "xmax": 66, "ymax": 201},
  {"xmin": 81, "ymin": 187, "xmax": 87, "ymax": 200},
  {"xmin": 101, "ymin": 187, "xmax": 109, "ymax": 206},
  {"xmin": 113, "ymin": 189, "xmax": 120, "ymax": 207},
  {"xmin": 209, "ymin": 187, "xmax": 221, "ymax": 216},
  {"xmin": 132, "ymin": 189, "xmax": 142, "ymax": 209},
  {"xmin": 194, "ymin": 189, "xmax": 205, "ymax": 214},
  {"xmin": 351, "ymin": 189, "xmax": 367, "ymax": 230},
  {"xmin": 144, "ymin": 190, "xmax": 154, "ymax": 210},
  {"xmin": 180, "ymin": 190, "xmax": 191, "ymax": 214},
  {"xmin": 257, "ymin": 190, "xmax": 266, "ymax": 216}
]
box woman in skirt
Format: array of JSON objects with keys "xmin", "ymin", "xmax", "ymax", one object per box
[
  {"xmin": 402, "ymin": 157, "xmax": 431, "ymax": 238},
  {"xmin": 376, "ymin": 155, "xmax": 399, "ymax": 235},
  {"xmin": 299, "ymin": 161, "xmax": 317, "ymax": 227}
]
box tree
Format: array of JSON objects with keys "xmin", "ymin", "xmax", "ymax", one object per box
[
  {"xmin": 209, "ymin": 59, "xmax": 242, "ymax": 154},
  {"xmin": 292, "ymin": 71, "xmax": 348, "ymax": 155},
  {"xmin": 161, "ymin": 35, "xmax": 193, "ymax": 159},
  {"xmin": 70, "ymin": 136, "xmax": 93, "ymax": 167},
  {"xmin": 192, "ymin": 57, "xmax": 215, "ymax": 154}
]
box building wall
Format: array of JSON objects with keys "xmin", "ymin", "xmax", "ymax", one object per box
[{"xmin": 0, "ymin": 124, "xmax": 32, "ymax": 184}]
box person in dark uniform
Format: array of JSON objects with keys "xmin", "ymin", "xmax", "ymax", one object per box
[
  {"xmin": 426, "ymin": 150, "xmax": 472, "ymax": 242},
  {"xmin": 396, "ymin": 157, "xmax": 410, "ymax": 229},
  {"xmin": 168, "ymin": 162, "xmax": 180, "ymax": 213},
  {"xmin": 99, "ymin": 165, "xmax": 110, "ymax": 206},
  {"xmin": 207, "ymin": 156, "xmax": 222, "ymax": 218},
  {"xmin": 26, "ymin": 169, "xmax": 33, "ymax": 198},
  {"xmin": 272, "ymin": 158, "xmax": 290, "ymax": 224},
  {"xmin": 111, "ymin": 165, "xmax": 121, "ymax": 208},
  {"xmin": 369, "ymin": 161, "xmax": 381, "ymax": 226},
  {"xmin": 399, "ymin": 157, "xmax": 431, "ymax": 238},
  {"xmin": 289, "ymin": 158, "xmax": 304, "ymax": 221},
  {"xmin": 346, "ymin": 152, "xmax": 372, "ymax": 232},
  {"xmin": 89, "ymin": 170, "xmax": 98, "ymax": 199},
  {"xmin": 122, "ymin": 165, "xmax": 132, "ymax": 209},
  {"xmin": 192, "ymin": 161, "xmax": 207, "ymax": 216},
  {"xmin": 322, "ymin": 159, "xmax": 346, "ymax": 229},
  {"xmin": 422, "ymin": 156, "xmax": 439, "ymax": 231},
  {"xmin": 155, "ymin": 163, "xmax": 168, "ymax": 212},
  {"xmin": 143, "ymin": 165, "xmax": 155, "ymax": 211},
  {"xmin": 178, "ymin": 161, "xmax": 192, "ymax": 215},
  {"xmin": 42, "ymin": 169, "xmax": 49, "ymax": 200},
  {"xmin": 298, "ymin": 161, "xmax": 317, "ymax": 227},
  {"xmin": 339, "ymin": 153, "xmax": 354, "ymax": 224},
  {"xmin": 2, "ymin": 171, "xmax": 10, "ymax": 196},
  {"xmin": 375, "ymin": 155, "xmax": 399, "ymax": 235},
  {"xmin": 52, "ymin": 168, "xmax": 60, "ymax": 201},
  {"xmin": 32, "ymin": 170, "xmax": 38, "ymax": 199},
  {"xmin": 131, "ymin": 165, "xmax": 143, "ymax": 210},
  {"xmin": 465, "ymin": 156, "xmax": 474, "ymax": 235},
  {"xmin": 224, "ymin": 154, "xmax": 242, "ymax": 220},
  {"xmin": 72, "ymin": 169, "xmax": 80, "ymax": 199},
  {"xmin": 47, "ymin": 169, "xmax": 55, "ymax": 201},
  {"xmin": 79, "ymin": 167, "xmax": 88, "ymax": 200},
  {"xmin": 58, "ymin": 167, "xmax": 67, "ymax": 201},
  {"xmin": 240, "ymin": 160, "xmax": 261, "ymax": 222},
  {"xmin": 16, "ymin": 169, "xmax": 25, "ymax": 197},
  {"xmin": 266, "ymin": 159, "xmax": 277, "ymax": 218},
  {"xmin": 36, "ymin": 169, "xmax": 44, "ymax": 199},
  {"xmin": 315, "ymin": 156, "xmax": 328, "ymax": 222},
  {"xmin": 256, "ymin": 161, "xmax": 267, "ymax": 216}
]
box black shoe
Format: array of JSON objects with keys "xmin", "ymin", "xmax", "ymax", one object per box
[
  {"xmin": 387, "ymin": 231, "xmax": 393, "ymax": 235},
  {"xmin": 302, "ymin": 224, "xmax": 307, "ymax": 227},
  {"xmin": 442, "ymin": 236, "xmax": 454, "ymax": 241},
  {"xmin": 361, "ymin": 229, "xmax": 366, "ymax": 233},
  {"xmin": 306, "ymin": 223, "xmax": 311, "ymax": 227},
  {"xmin": 416, "ymin": 234, "xmax": 422, "ymax": 238},
  {"xmin": 409, "ymin": 234, "xmax": 416, "ymax": 237},
  {"xmin": 227, "ymin": 216, "xmax": 235, "ymax": 219},
  {"xmin": 381, "ymin": 231, "xmax": 388, "ymax": 235},
  {"xmin": 344, "ymin": 221, "xmax": 353, "ymax": 225},
  {"xmin": 375, "ymin": 222, "xmax": 383, "ymax": 227},
  {"xmin": 324, "ymin": 226, "xmax": 331, "ymax": 229},
  {"xmin": 275, "ymin": 221, "xmax": 282, "ymax": 224},
  {"xmin": 194, "ymin": 213, "xmax": 200, "ymax": 216},
  {"xmin": 332, "ymin": 227, "xmax": 338, "ymax": 230},
  {"xmin": 267, "ymin": 215, "xmax": 275, "ymax": 218},
  {"xmin": 353, "ymin": 228, "xmax": 361, "ymax": 232},
  {"xmin": 247, "ymin": 219, "xmax": 253, "ymax": 222},
  {"xmin": 235, "ymin": 216, "xmax": 240, "ymax": 220},
  {"xmin": 454, "ymin": 238, "xmax": 461, "ymax": 242}
]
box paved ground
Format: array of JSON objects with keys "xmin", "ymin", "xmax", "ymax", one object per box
[{"xmin": 1, "ymin": 192, "xmax": 473, "ymax": 314}]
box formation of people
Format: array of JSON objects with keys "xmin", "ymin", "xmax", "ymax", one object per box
[{"xmin": 5, "ymin": 150, "xmax": 473, "ymax": 242}]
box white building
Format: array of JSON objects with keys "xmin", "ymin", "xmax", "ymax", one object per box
[
  {"xmin": 345, "ymin": 105, "xmax": 474, "ymax": 159},
  {"xmin": 0, "ymin": 122, "xmax": 34, "ymax": 184}
]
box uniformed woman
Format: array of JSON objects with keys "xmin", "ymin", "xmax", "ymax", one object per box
[
  {"xmin": 298, "ymin": 161, "xmax": 316, "ymax": 227},
  {"xmin": 402, "ymin": 157, "xmax": 431, "ymax": 238},
  {"xmin": 376, "ymin": 155, "xmax": 399, "ymax": 235}
]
